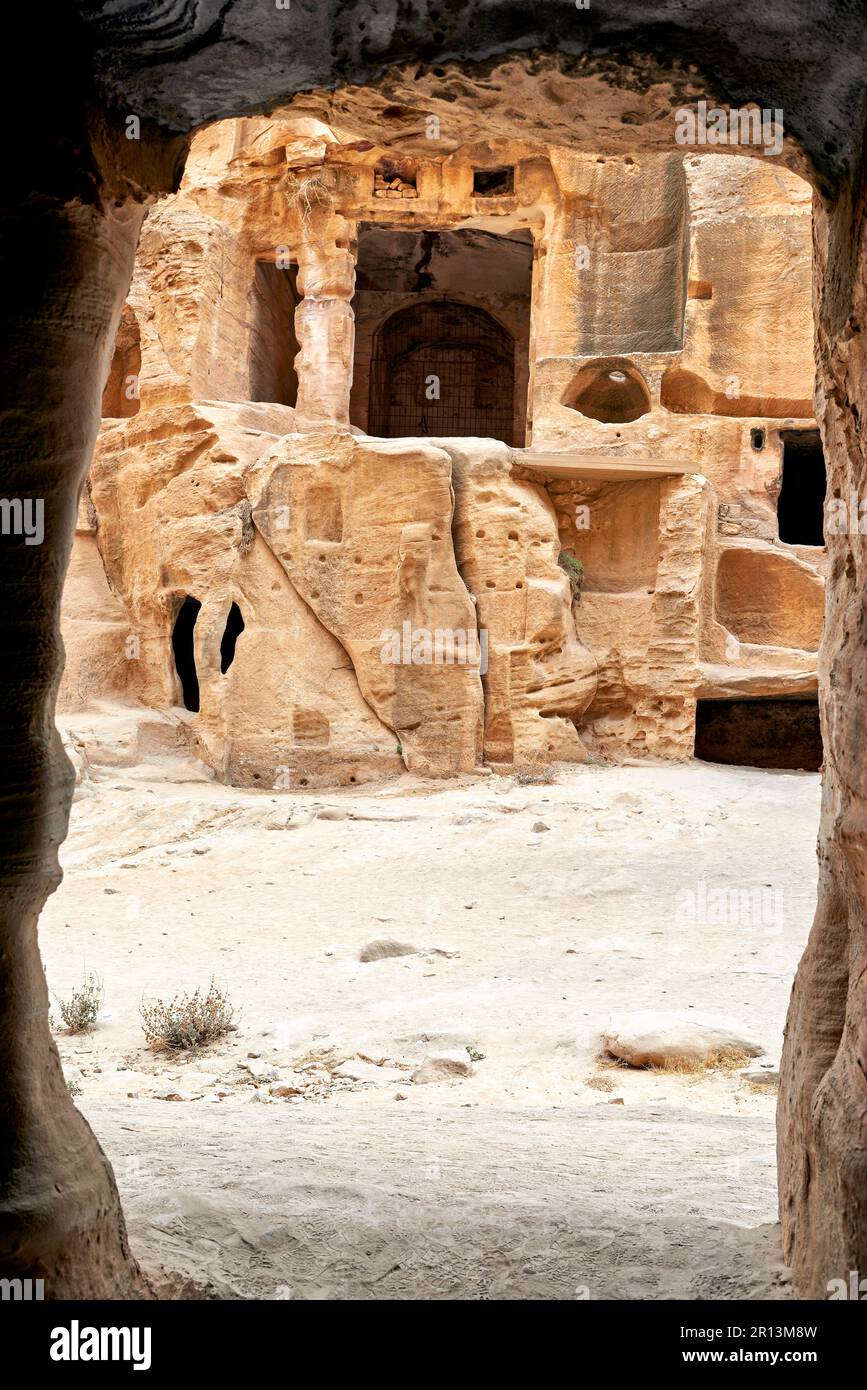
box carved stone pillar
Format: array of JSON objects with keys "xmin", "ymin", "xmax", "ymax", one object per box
[{"xmin": 294, "ymin": 216, "xmax": 356, "ymax": 425}]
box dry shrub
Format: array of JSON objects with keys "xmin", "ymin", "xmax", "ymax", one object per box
[
  {"xmin": 54, "ymin": 973, "xmax": 103, "ymax": 1034},
  {"xmin": 140, "ymin": 981, "xmax": 236, "ymax": 1051},
  {"xmin": 514, "ymin": 765, "xmax": 557, "ymax": 786}
]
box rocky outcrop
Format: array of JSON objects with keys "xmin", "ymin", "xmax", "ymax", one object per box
[
  {"xmin": 250, "ymin": 430, "xmax": 484, "ymax": 775},
  {"xmin": 602, "ymin": 1011, "xmax": 764, "ymax": 1069},
  {"xmin": 449, "ymin": 439, "xmax": 597, "ymax": 769},
  {"xmin": 88, "ymin": 404, "xmax": 403, "ymax": 788}
]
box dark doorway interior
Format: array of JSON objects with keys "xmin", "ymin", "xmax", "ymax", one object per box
[
  {"xmin": 220, "ymin": 602, "xmax": 245, "ymax": 673},
  {"xmin": 353, "ymin": 224, "xmax": 533, "ymax": 444},
  {"xmin": 249, "ymin": 261, "xmax": 300, "ymax": 408},
  {"xmin": 369, "ymin": 300, "xmax": 516, "ymax": 442},
  {"xmin": 172, "ymin": 596, "xmax": 202, "ymax": 712},
  {"xmin": 473, "ymin": 166, "xmax": 514, "ymax": 196},
  {"xmin": 694, "ymin": 697, "xmax": 822, "ymax": 771},
  {"xmin": 777, "ymin": 429, "xmax": 826, "ymax": 546}
]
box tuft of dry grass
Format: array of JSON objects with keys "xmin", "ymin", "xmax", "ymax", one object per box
[
  {"xmin": 647, "ymin": 1047, "xmax": 756, "ymax": 1075},
  {"xmin": 599, "ymin": 1046, "xmax": 755, "ymax": 1075},
  {"xmin": 744, "ymin": 1071, "xmax": 780, "ymax": 1094},
  {"xmin": 140, "ymin": 980, "xmax": 236, "ymax": 1051}
]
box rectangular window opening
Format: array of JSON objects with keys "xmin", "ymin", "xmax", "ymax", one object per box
[
  {"xmin": 777, "ymin": 428, "xmax": 826, "ymax": 546},
  {"xmin": 473, "ymin": 166, "xmax": 515, "ymax": 197}
]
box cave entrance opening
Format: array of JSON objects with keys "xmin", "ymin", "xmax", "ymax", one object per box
[
  {"xmin": 777, "ymin": 429, "xmax": 826, "ymax": 546},
  {"xmin": 352, "ymin": 224, "xmax": 533, "ymax": 444},
  {"xmin": 694, "ymin": 696, "xmax": 822, "ymax": 771},
  {"xmin": 172, "ymin": 596, "xmax": 202, "ymax": 712}
]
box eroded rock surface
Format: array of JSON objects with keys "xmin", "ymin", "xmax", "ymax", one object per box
[{"xmin": 59, "ymin": 115, "xmax": 823, "ymax": 781}]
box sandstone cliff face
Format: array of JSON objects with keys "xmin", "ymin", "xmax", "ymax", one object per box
[{"xmin": 58, "ymin": 115, "xmax": 822, "ymax": 785}]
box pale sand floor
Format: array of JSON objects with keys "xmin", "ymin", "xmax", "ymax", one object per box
[{"xmin": 43, "ymin": 721, "xmax": 819, "ymax": 1298}]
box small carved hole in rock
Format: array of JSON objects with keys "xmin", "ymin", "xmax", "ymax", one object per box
[
  {"xmin": 476, "ymin": 530, "xmax": 486, "ymax": 538},
  {"xmin": 220, "ymin": 602, "xmax": 245, "ymax": 674},
  {"xmin": 374, "ymin": 157, "xmax": 417, "ymax": 194},
  {"xmin": 354, "ymin": 593, "xmax": 364, "ymax": 604},
  {"xmin": 508, "ymin": 530, "xmax": 519, "ymax": 540}
]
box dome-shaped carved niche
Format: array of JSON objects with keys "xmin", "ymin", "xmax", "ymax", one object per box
[{"xmin": 562, "ymin": 358, "xmax": 651, "ymax": 424}]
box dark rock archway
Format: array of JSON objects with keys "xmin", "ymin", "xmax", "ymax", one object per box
[{"xmin": 3, "ymin": 0, "xmax": 866, "ymax": 1297}]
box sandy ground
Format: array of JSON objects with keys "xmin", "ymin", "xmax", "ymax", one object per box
[{"xmin": 42, "ymin": 708, "xmax": 821, "ymax": 1299}]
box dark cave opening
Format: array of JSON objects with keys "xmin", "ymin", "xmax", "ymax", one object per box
[
  {"xmin": 220, "ymin": 601, "xmax": 245, "ymax": 674},
  {"xmin": 777, "ymin": 429, "xmax": 826, "ymax": 546},
  {"xmin": 694, "ymin": 697, "xmax": 822, "ymax": 771},
  {"xmin": 172, "ymin": 596, "xmax": 202, "ymax": 712}
]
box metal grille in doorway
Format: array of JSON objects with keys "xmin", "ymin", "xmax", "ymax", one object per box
[{"xmin": 369, "ymin": 301, "xmax": 516, "ymax": 445}]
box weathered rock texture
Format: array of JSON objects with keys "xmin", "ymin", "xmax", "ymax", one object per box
[
  {"xmin": 62, "ymin": 116, "xmax": 822, "ymax": 781},
  {"xmin": 250, "ymin": 430, "xmax": 483, "ymax": 776},
  {"xmin": 777, "ymin": 185, "xmax": 867, "ymax": 1298},
  {"xmin": 4, "ymin": 0, "xmax": 867, "ymax": 1301}
]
